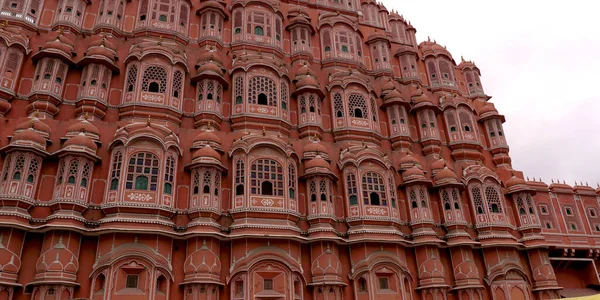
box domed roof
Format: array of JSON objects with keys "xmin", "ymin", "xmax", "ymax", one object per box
[
  {"xmin": 304, "ymin": 141, "xmax": 328, "ymax": 156},
  {"xmin": 399, "ymin": 152, "xmax": 420, "ymax": 171},
  {"xmin": 80, "ymin": 36, "xmax": 119, "ymax": 70},
  {"xmin": 63, "ymin": 132, "xmax": 98, "ymax": 152},
  {"xmin": 0, "ymin": 22, "xmax": 30, "ymax": 54},
  {"xmin": 15, "ymin": 117, "xmax": 51, "ymax": 137},
  {"xmin": 419, "ymin": 40, "xmax": 454, "ymax": 61},
  {"xmin": 12, "ymin": 128, "xmax": 46, "ymax": 149},
  {"xmin": 198, "ymin": 0, "xmax": 227, "ymax": 13},
  {"xmin": 431, "ymin": 157, "xmax": 446, "ymax": 170},
  {"xmin": 35, "ymin": 238, "xmax": 79, "ymax": 281},
  {"xmin": 192, "ymin": 145, "xmax": 221, "ymax": 160},
  {"xmin": 402, "ymin": 166, "xmax": 429, "ymax": 184},
  {"xmin": 433, "ymin": 167, "xmax": 461, "ymax": 188},
  {"xmin": 197, "ymin": 61, "xmax": 224, "ymax": 75},
  {"xmin": 183, "ymin": 243, "xmax": 221, "ymax": 280},
  {"xmin": 193, "ymin": 129, "xmax": 222, "ymax": 145},
  {"xmin": 33, "ymin": 29, "xmax": 76, "ymax": 63},
  {"xmin": 506, "ymin": 176, "xmax": 526, "ymax": 189},
  {"xmin": 311, "ymin": 245, "xmax": 342, "ymax": 279},
  {"xmin": 66, "ymin": 118, "xmax": 100, "ymax": 137},
  {"xmin": 197, "ymin": 50, "xmax": 225, "ymax": 66},
  {"xmin": 295, "ymin": 63, "xmax": 315, "ymax": 79},
  {"xmin": 305, "ymin": 155, "xmax": 331, "ymax": 170},
  {"xmin": 296, "ymin": 75, "xmax": 319, "ymax": 89},
  {"xmin": 383, "ymin": 88, "xmax": 406, "ymax": 103},
  {"xmin": 382, "ymin": 79, "xmax": 396, "ymax": 94}
]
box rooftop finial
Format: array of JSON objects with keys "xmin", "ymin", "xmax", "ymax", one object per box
[
  {"xmin": 101, "ymin": 37, "xmax": 106, "ymax": 47},
  {"xmin": 157, "ymin": 36, "xmax": 163, "ymax": 45},
  {"xmin": 262, "ymin": 126, "xmax": 266, "ymax": 136},
  {"xmin": 29, "ymin": 119, "xmax": 35, "ymax": 129},
  {"xmin": 34, "ymin": 110, "xmax": 39, "ymax": 118},
  {"xmin": 58, "ymin": 27, "xmax": 65, "ymax": 35},
  {"xmin": 461, "ymin": 55, "xmax": 465, "ymax": 62},
  {"xmin": 0, "ymin": 20, "xmax": 8, "ymax": 28},
  {"xmin": 207, "ymin": 121, "xmax": 212, "ymax": 131},
  {"xmin": 84, "ymin": 112, "xmax": 89, "ymax": 120},
  {"xmin": 147, "ymin": 115, "xmax": 151, "ymax": 126}
]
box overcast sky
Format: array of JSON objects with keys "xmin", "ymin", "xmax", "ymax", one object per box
[{"xmin": 380, "ymin": 0, "xmax": 600, "ymax": 186}]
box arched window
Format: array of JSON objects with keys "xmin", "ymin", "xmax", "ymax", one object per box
[
  {"xmin": 109, "ymin": 151, "xmax": 122, "ymax": 191},
  {"xmin": 248, "ymin": 76, "xmax": 277, "ymax": 106},
  {"xmin": 164, "ymin": 156, "xmax": 175, "ymax": 195},
  {"xmin": 347, "ymin": 173, "xmax": 358, "ymax": 205},
  {"xmin": 125, "ymin": 152, "xmax": 159, "ymax": 191},
  {"xmin": 348, "ymin": 94, "xmax": 367, "ymax": 119},
  {"xmin": 485, "ymin": 185, "xmax": 503, "ymax": 213},
  {"xmin": 126, "ymin": 64, "xmax": 138, "ymax": 92},
  {"xmin": 235, "ymin": 159, "xmax": 245, "ymax": 195},
  {"xmin": 254, "ymin": 26, "xmax": 264, "ymax": 35},
  {"xmin": 361, "ymin": 172, "xmax": 386, "ymax": 206},
  {"xmin": 288, "ymin": 164, "xmax": 296, "ymax": 199},
  {"xmin": 141, "ymin": 66, "xmax": 167, "ymax": 93},
  {"xmin": 333, "ymin": 93, "xmax": 344, "ymax": 118},
  {"xmin": 470, "ymin": 186, "xmax": 485, "ymax": 215},
  {"xmin": 250, "ymin": 159, "xmax": 283, "ymax": 196},
  {"xmin": 310, "ymin": 180, "xmax": 317, "ymax": 202}
]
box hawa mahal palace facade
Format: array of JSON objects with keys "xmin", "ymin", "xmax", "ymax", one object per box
[{"xmin": 0, "ymin": 0, "xmax": 597, "ymax": 299}]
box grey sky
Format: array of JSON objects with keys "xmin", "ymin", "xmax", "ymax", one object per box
[{"xmin": 380, "ymin": 0, "xmax": 600, "ymax": 186}]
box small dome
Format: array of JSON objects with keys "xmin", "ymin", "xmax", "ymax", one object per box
[
  {"xmin": 289, "ymin": 15, "xmax": 311, "ymax": 26},
  {"xmin": 199, "ymin": 0, "xmax": 226, "ymax": 11},
  {"xmin": 403, "ymin": 166, "xmax": 425, "ymax": 178},
  {"xmin": 16, "ymin": 117, "xmax": 51, "ymax": 135},
  {"xmin": 197, "ymin": 61, "xmax": 224, "ymax": 75},
  {"xmin": 434, "ymin": 167, "xmax": 458, "ymax": 182},
  {"xmin": 13, "ymin": 128, "xmax": 45, "ymax": 145},
  {"xmin": 311, "ymin": 247, "xmax": 342, "ymax": 278},
  {"xmin": 479, "ymin": 104, "xmax": 498, "ymax": 116},
  {"xmin": 431, "ymin": 158, "xmax": 446, "ymax": 170},
  {"xmin": 413, "ymin": 91, "xmax": 433, "ymax": 105},
  {"xmin": 305, "ymin": 155, "xmax": 330, "ymax": 170},
  {"xmin": 304, "ymin": 141, "xmax": 328, "ymax": 156},
  {"xmin": 419, "ymin": 40, "xmax": 453, "ymax": 61},
  {"xmin": 383, "ymin": 88, "xmax": 404, "ymax": 102},
  {"xmin": 296, "ymin": 75, "xmax": 318, "ymax": 89},
  {"xmin": 382, "ymin": 79, "xmax": 396, "ymax": 94},
  {"xmin": 506, "ymin": 176, "xmax": 527, "ymax": 189},
  {"xmin": 399, "ymin": 152, "xmax": 419, "ymax": 168},
  {"xmin": 193, "ymin": 130, "xmax": 221, "ymax": 145},
  {"xmin": 64, "ymin": 132, "xmax": 98, "ymax": 152},
  {"xmin": 296, "ymin": 64, "xmax": 315, "ymax": 79},
  {"xmin": 66, "ymin": 119, "xmax": 100, "ymax": 137},
  {"xmin": 192, "ymin": 145, "xmax": 221, "ymax": 160},
  {"xmin": 198, "ymin": 51, "xmax": 225, "ymax": 66}
]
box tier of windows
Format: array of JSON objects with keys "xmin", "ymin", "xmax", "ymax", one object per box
[
  {"xmin": 0, "ymin": 151, "xmax": 42, "ymax": 200},
  {"xmin": 298, "ymin": 93, "xmax": 322, "ymax": 127},
  {"xmin": 321, "ymin": 26, "xmax": 363, "ymax": 63},
  {"xmin": 426, "ymin": 58, "xmax": 456, "ymax": 87},
  {"xmin": 136, "ymin": 0, "xmax": 189, "ymax": 36},
  {"xmin": 315, "ymin": 0, "xmax": 355, "ymax": 11},
  {"xmin": 407, "ymin": 184, "xmax": 433, "ymax": 222},
  {"xmin": 331, "ymin": 90, "xmax": 380, "ymax": 133},
  {"xmin": 464, "ymin": 69, "xmax": 484, "ymax": 95},
  {"xmin": 195, "ymin": 79, "xmax": 222, "ymax": 115},
  {"xmin": 32, "ymin": 57, "xmax": 68, "ymax": 99},
  {"xmin": 389, "ymin": 20, "xmax": 415, "ymax": 44},
  {"xmin": 190, "ymin": 167, "xmax": 220, "ymax": 210},
  {"xmin": 485, "ymin": 119, "xmax": 507, "ymax": 148},
  {"xmin": 440, "ymin": 187, "xmax": 464, "ymax": 224},
  {"xmin": 361, "ymin": 3, "xmax": 381, "ymax": 27},
  {"xmin": 106, "ymin": 147, "xmax": 177, "ymax": 208},
  {"xmin": 345, "ymin": 169, "xmax": 398, "ymax": 219},
  {"xmin": 96, "ymin": 0, "xmax": 125, "ymax": 29},
  {"xmin": 514, "ymin": 192, "xmax": 539, "ymax": 228},
  {"xmin": 370, "ymin": 41, "xmax": 391, "ymax": 70},
  {"xmin": 0, "ymin": 43, "xmax": 24, "ymax": 93},
  {"xmin": 231, "ymin": 72, "xmax": 289, "ymax": 121},
  {"xmin": 123, "ymin": 61, "xmax": 184, "ymax": 111},
  {"xmin": 444, "ymin": 107, "xmax": 478, "ymax": 144},
  {"xmin": 53, "ymin": 156, "xmax": 93, "ymax": 202},
  {"xmin": 307, "ymin": 176, "xmax": 334, "ymax": 216},
  {"xmin": 416, "ymin": 109, "xmax": 438, "ymax": 141},
  {"xmin": 232, "ymin": 8, "xmax": 283, "ymax": 49},
  {"xmin": 398, "ymin": 54, "xmax": 419, "ymax": 79},
  {"xmin": 200, "ymin": 11, "xmax": 224, "ymax": 41},
  {"xmin": 54, "ymin": 0, "xmax": 86, "ymax": 28},
  {"xmin": 0, "ymin": 0, "xmax": 42, "ymax": 24},
  {"xmin": 387, "ymin": 105, "xmax": 409, "ymax": 139},
  {"xmin": 290, "ymin": 26, "xmax": 312, "ymax": 54},
  {"xmin": 79, "ymin": 63, "xmax": 112, "ymax": 103},
  {"xmin": 469, "ymin": 181, "xmax": 507, "ymax": 225}
]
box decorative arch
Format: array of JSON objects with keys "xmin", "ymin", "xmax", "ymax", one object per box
[
  {"xmin": 228, "ymin": 246, "xmax": 305, "ymax": 283},
  {"xmin": 91, "ymin": 243, "xmax": 173, "ymax": 280},
  {"xmin": 109, "ymin": 122, "xmax": 182, "ymax": 156}
]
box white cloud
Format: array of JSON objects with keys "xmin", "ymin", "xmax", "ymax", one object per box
[{"xmin": 380, "ymin": 0, "xmax": 600, "ymax": 185}]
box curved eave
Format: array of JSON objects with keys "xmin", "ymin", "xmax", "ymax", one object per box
[
  {"xmin": 26, "ymin": 279, "xmax": 79, "ymax": 288},
  {"xmin": 291, "ymin": 85, "xmax": 325, "ymax": 98},
  {"xmin": 478, "ymin": 112, "xmax": 506, "ymax": 123},
  {"xmin": 196, "ymin": 6, "xmax": 229, "ymax": 20},
  {"xmin": 179, "ymin": 279, "xmax": 225, "ymax": 286},
  {"xmin": 433, "ymin": 180, "xmax": 465, "ymax": 189},
  {"xmin": 0, "ymin": 143, "xmax": 49, "ymax": 157},
  {"xmin": 31, "ymin": 49, "xmax": 76, "ymax": 65},
  {"xmin": 53, "ymin": 148, "xmax": 101, "ymax": 162},
  {"xmin": 285, "ymin": 20, "xmax": 315, "ymax": 34},
  {"xmin": 401, "ymin": 178, "xmax": 433, "ymax": 187},
  {"xmin": 365, "ymin": 34, "xmax": 392, "ymax": 45},
  {"xmin": 409, "ymin": 102, "xmax": 442, "ymax": 114},
  {"xmin": 506, "ymin": 186, "xmax": 536, "ymax": 195},
  {"xmin": 184, "ymin": 160, "xmax": 227, "ymax": 173},
  {"xmin": 190, "ymin": 71, "xmax": 229, "ymax": 89},
  {"xmin": 381, "ymin": 98, "xmax": 410, "ymax": 109},
  {"xmin": 299, "ymin": 168, "xmax": 338, "ymax": 181},
  {"xmin": 78, "ymin": 55, "xmax": 120, "ymax": 73}
]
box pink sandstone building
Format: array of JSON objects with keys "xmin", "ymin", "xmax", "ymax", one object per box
[{"xmin": 0, "ymin": 0, "xmax": 596, "ymax": 299}]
